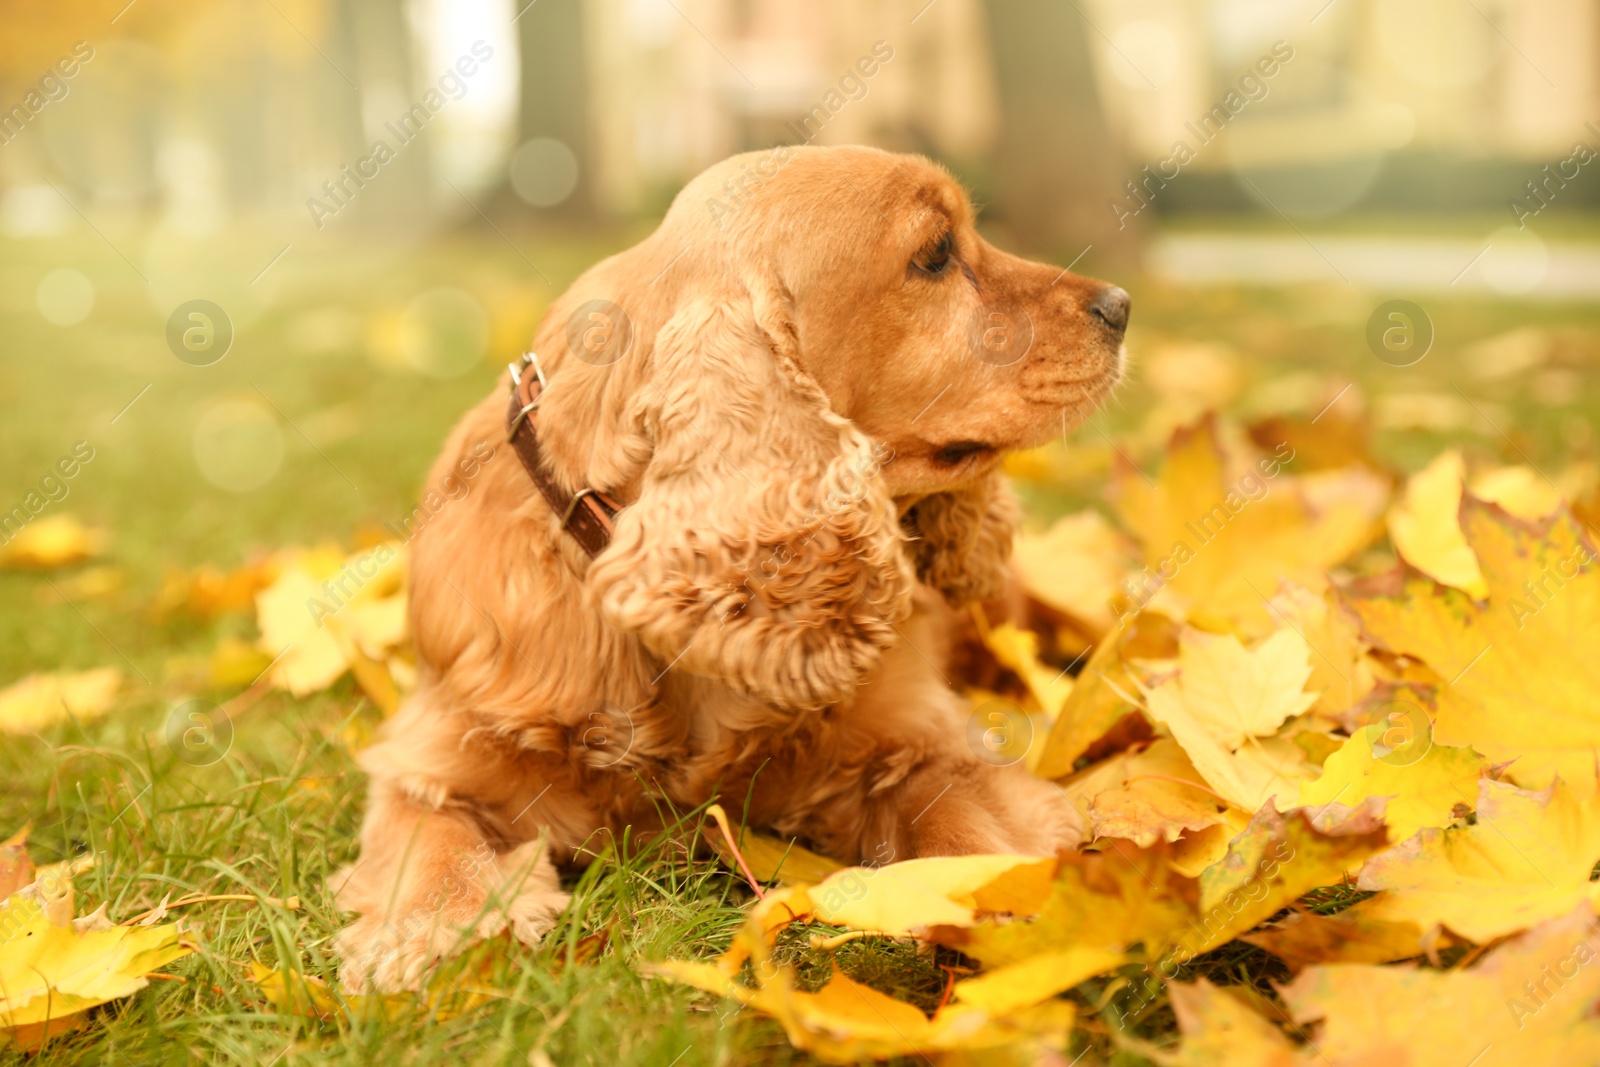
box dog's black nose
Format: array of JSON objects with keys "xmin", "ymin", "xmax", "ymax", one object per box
[{"xmin": 1089, "ymin": 285, "xmax": 1130, "ymax": 333}]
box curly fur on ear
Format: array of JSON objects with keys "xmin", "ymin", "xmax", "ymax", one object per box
[
  {"xmin": 585, "ymin": 291, "xmax": 915, "ymax": 709},
  {"xmin": 903, "ymin": 472, "xmax": 1020, "ymax": 607}
]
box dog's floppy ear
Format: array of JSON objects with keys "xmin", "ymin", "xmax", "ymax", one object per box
[
  {"xmin": 902, "ymin": 472, "xmax": 1019, "ymax": 607},
  {"xmin": 585, "ymin": 282, "xmax": 914, "ymax": 709}
]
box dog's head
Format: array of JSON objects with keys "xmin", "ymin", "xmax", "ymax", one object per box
[{"xmin": 535, "ymin": 146, "xmax": 1127, "ymax": 708}]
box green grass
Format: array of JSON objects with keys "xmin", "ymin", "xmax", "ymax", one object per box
[{"xmin": 2, "ymin": 217, "xmax": 1599, "ymax": 1065}]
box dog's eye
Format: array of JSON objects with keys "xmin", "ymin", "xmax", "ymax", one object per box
[
  {"xmin": 933, "ymin": 440, "xmax": 992, "ymax": 466},
  {"xmin": 914, "ymin": 232, "xmax": 953, "ymax": 276}
]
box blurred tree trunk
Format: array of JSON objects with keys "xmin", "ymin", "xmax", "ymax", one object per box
[
  {"xmin": 982, "ymin": 0, "xmax": 1142, "ymax": 270},
  {"xmin": 337, "ymin": 0, "xmax": 432, "ymax": 228},
  {"xmin": 513, "ymin": 0, "xmax": 594, "ymax": 219}
]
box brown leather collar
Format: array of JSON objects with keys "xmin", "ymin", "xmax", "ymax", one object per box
[{"xmin": 505, "ymin": 353, "xmax": 620, "ymax": 557}]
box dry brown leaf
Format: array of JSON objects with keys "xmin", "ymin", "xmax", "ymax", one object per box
[{"xmin": 1239, "ymin": 901, "xmax": 1425, "ymax": 971}]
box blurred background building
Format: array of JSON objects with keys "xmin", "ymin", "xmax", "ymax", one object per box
[{"xmin": 0, "ymin": 0, "xmax": 1597, "ymax": 285}]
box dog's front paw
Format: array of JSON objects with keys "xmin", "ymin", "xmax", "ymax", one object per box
[
  {"xmin": 903, "ymin": 764, "xmax": 1090, "ymax": 858},
  {"xmin": 496, "ymin": 839, "xmax": 571, "ymax": 947},
  {"xmin": 334, "ymin": 908, "xmax": 491, "ymax": 992},
  {"xmin": 334, "ymin": 840, "xmax": 570, "ymax": 992}
]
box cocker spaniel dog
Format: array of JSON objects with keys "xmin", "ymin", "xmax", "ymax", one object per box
[{"xmin": 334, "ymin": 145, "xmax": 1129, "ymax": 990}]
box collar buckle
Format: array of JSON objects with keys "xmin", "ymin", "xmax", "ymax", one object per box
[{"xmin": 506, "ymin": 352, "xmax": 547, "ymax": 441}]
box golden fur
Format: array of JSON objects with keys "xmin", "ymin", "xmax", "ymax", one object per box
[{"xmin": 333, "ymin": 145, "xmax": 1127, "ymax": 990}]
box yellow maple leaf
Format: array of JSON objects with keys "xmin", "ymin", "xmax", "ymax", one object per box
[
  {"xmin": 256, "ymin": 570, "xmax": 348, "ymax": 693},
  {"xmin": 701, "ymin": 807, "xmax": 842, "ymax": 886},
  {"xmin": 0, "ymin": 891, "xmax": 190, "ymax": 1049},
  {"xmin": 930, "ymin": 803, "xmax": 1385, "ymax": 1037},
  {"xmin": 1387, "ymin": 450, "xmax": 1486, "ymax": 597},
  {"xmin": 1062, "ymin": 739, "xmax": 1230, "ymax": 849},
  {"xmin": 1193, "ymin": 799, "xmax": 1389, "ymax": 957},
  {"xmin": 207, "ymin": 638, "xmax": 274, "ymax": 689},
  {"xmin": 1146, "ymin": 978, "xmax": 1302, "ymax": 1066},
  {"xmin": 1264, "ymin": 582, "xmax": 1373, "ymax": 717},
  {"xmin": 1168, "ymin": 816, "xmax": 1255, "ymax": 879},
  {"xmin": 1111, "ymin": 416, "xmax": 1385, "ymax": 633},
  {"xmin": 1344, "ymin": 497, "xmax": 1600, "ymax": 793},
  {"xmin": 0, "ymin": 515, "xmax": 107, "ymax": 570},
  {"xmin": 1056, "ymin": 729, "xmax": 1267, "ymax": 883},
  {"xmin": 1010, "ymin": 509, "xmax": 1137, "ymax": 637},
  {"xmin": 1279, "ymin": 905, "xmax": 1600, "ymax": 1065},
  {"xmin": 1034, "ymin": 610, "xmax": 1179, "ymax": 779},
  {"xmin": 0, "ymin": 668, "xmax": 121, "ymax": 735},
  {"xmin": 1357, "ymin": 777, "xmax": 1600, "ymax": 944},
  {"xmin": 653, "ymin": 856, "xmax": 1080, "ymax": 1061},
  {"xmin": 250, "ymin": 958, "xmax": 498, "ymax": 1024},
  {"xmin": 1140, "ymin": 629, "xmax": 1319, "ymax": 811},
  {"xmin": 978, "ymin": 622, "xmax": 1072, "ymax": 720},
  {"xmin": 1299, "ymin": 725, "xmax": 1483, "ymax": 844},
  {"xmin": 804, "ymin": 855, "xmax": 1056, "ymax": 936},
  {"xmin": 1002, "ymin": 440, "xmax": 1113, "ymax": 491},
  {"xmin": 1246, "ymin": 395, "xmax": 1376, "ymax": 473},
  {"xmin": 1239, "ymin": 900, "xmax": 1425, "ymax": 971},
  {"xmin": 653, "ymin": 960, "xmax": 1074, "ymax": 1064},
  {"xmin": 35, "ymin": 566, "xmax": 124, "ymax": 605},
  {"xmin": 949, "ymin": 946, "xmax": 1125, "ymax": 1014},
  {"xmin": 149, "ymin": 544, "xmax": 336, "ymax": 621},
  {"xmin": 1148, "ymin": 629, "xmax": 1318, "ymax": 747},
  {"xmin": 928, "ymin": 844, "xmax": 1196, "ymax": 976},
  {"xmin": 701, "ymin": 855, "xmax": 1057, "ymax": 982},
  {"xmin": 255, "ymin": 543, "xmax": 408, "ymax": 696},
  {"xmin": 1471, "ymin": 464, "xmax": 1564, "ymax": 521},
  {"xmin": 1159, "ymin": 732, "xmax": 1310, "ymax": 818}
]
